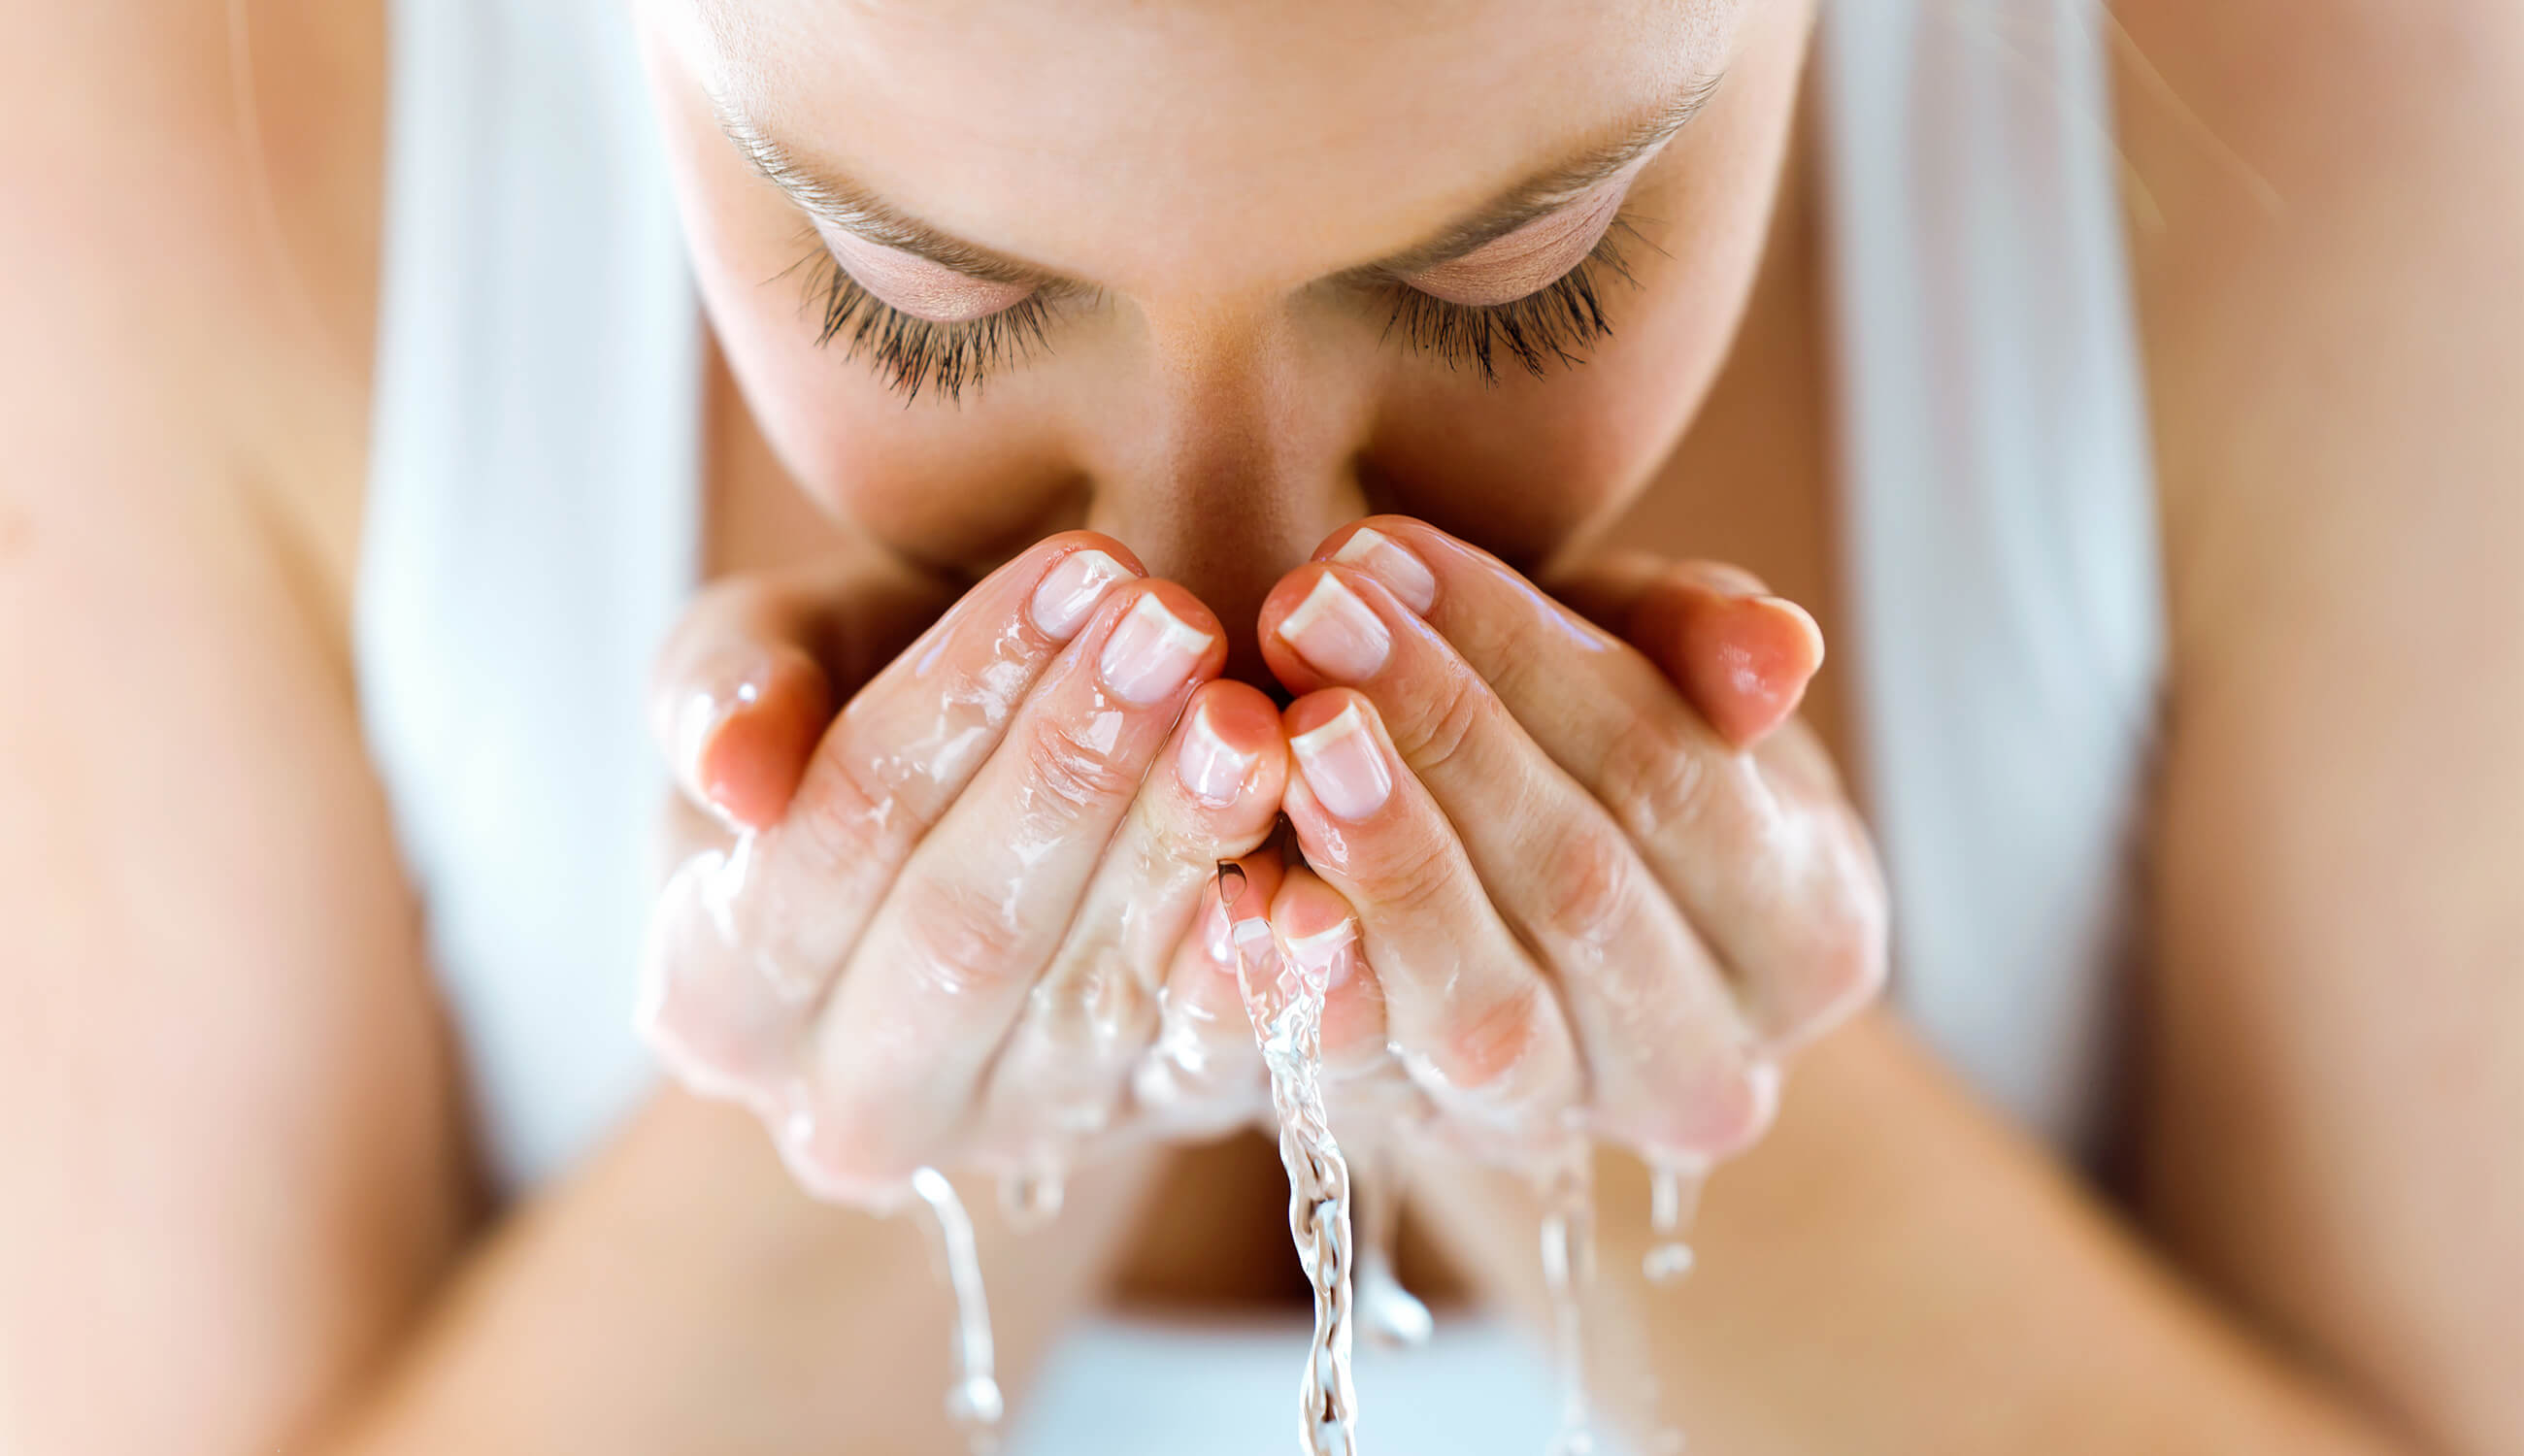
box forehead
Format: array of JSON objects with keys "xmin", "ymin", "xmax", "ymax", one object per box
[{"xmin": 667, "ymin": 0, "xmax": 1745, "ymax": 295}]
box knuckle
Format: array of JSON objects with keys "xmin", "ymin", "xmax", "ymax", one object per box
[
  {"xmin": 1019, "ymin": 715, "xmax": 1142, "ymax": 813},
  {"xmin": 1360, "ymin": 830, "xmax": 1459, "ymax": 923},
  {"xmin": 1597, "ymin": 714, "xmax": 1717, "ymax": 849},
  {"xmin": 1394, "ymin": 672, "xmax": 1489, "ymax": 779},
  {"xmin": 1630, "ymin": 1054, "xmax": 1780, "ymax": 1162},
  {"xmin": 1693, "ymin": 1058, "xmax": 1782, "ymax": 1158},
  {"xmin": 1769, "ymin": 823, "xmax": 1891, "ymax": 1042},
  {"xmin": 787, "ymin": 749, "xmax": 899, "ymax": 876},
  {"xmin": 1141, "ymin": 805, "xmax": 1222, "ymax": 885},
  {"xmin": 1537, "ymin": 825, "xmax": 1638, "ymax": 952},
  {"xmin": 1435, "ymin": 978, "xmax": 1557, "ymax": 1096},
  {"xmin": 1031, "ymin": 943, "xmax": 1156, "ymax": 1060},
  {"xmin": 893, "ymin": 879, "xmax": 1028, "ymax": 999}
]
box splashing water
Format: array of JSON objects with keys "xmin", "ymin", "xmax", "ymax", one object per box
[
  {"xmin": 1221, "ymin": 866, "xmax": 1360, "ymax": 1456},
  {"xmin": 1537, "ymin": 1144, "xmax": 1601, "ymax": 1456},
  {"xmin": 1643, "ymin": 1161, "xmax": 1707, "ymax": 1284},
  {"xmin": 910, "ymin": 1167, "xmax": 1006, "ymax": 1454}
]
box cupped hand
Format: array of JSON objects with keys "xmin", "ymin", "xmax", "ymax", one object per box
[
  {"xmin": 1254, "ymin": 518, "xmax": 1889, "ymax": 1169},
  {"xmin": 638, "ymin": 534, "xmax": 1310, "ymax": 1206}
]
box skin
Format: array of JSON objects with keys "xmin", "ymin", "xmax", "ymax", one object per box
[{"xmin": 0, "ymin": 3, "xmax": 2515, "ymax": 1456}]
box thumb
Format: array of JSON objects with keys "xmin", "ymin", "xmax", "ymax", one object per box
[
  {"xmin": 1554, "ymin": 552, "xmax": 1826, "ymax": 750},
  {"xmin": 648, "ymin": 553, "xmax": 946, "ymax": 832}
]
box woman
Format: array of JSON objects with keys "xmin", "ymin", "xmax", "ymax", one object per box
[{"xmin": 1, "ymin": 0, "xmax": 2514, "ymax": 1451}]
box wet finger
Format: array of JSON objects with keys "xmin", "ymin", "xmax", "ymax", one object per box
[
  {"xmin": 1262, "ymin": 567, "xmax": 1776, "ymax": 1158},
  {"xmin": 1135, "ymin": 849, "xmax": 1286, "ymax": 1134},
  {"xmin": 1308, "ymin": 518, "xmax": 1884, "ymax": 1052},
  {"xmin": 720, "ymin": 534, "xmax": 1143, "ymax": 1010},
  {"xmin": 1278, "ymin": 690, "xmax": 1581, "ymax": 1156},
  {"xmin": 786, "ymin": 581, "xmax": 1224, "ymax": 1197},
  {"xmin": 980, "ymin": 679, "xmax": 1289, "ymax": 1149}
]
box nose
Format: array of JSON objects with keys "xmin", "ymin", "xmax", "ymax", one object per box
[{"xmin": 1080, "ymin": 306, "xmax": 1374, "ymax": 686}]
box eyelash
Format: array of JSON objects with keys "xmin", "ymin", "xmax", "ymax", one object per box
[
  {"xmin": 1377, "ymin": 215, "xmax": 1644, "ymax": 384},
  {"xmin": 787, "ymin": 243, "xmax": 1059, "ymax": 404},
  {"xmin": 786, "ymin": 211, "xmax": 1644, "ymax": 400}
]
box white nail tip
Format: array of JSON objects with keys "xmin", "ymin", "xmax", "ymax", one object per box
[
  {"xmin": 1330, "ymin": 530, "xmax": 1387, "ymax": 565},
  {"xmin": 1031, "ymin": 548, "xmax": 1134, "ymax": 639},
  {"xmin": 1278, "ymin": 574, "xmax": 1358, "ymax": 643},
  {"xmin": 1284, "ymin": 919, "xmax": 1359, "ymax": 960},
  {"xmin": 1332, "ymin": 527, "xmax": 1439, "ymax": 612},
  {"xmin": 1289, "ymin": 702, "xmax": 1370, "ymax": 761},
  {"xmin": 1124, "ymin": 593, "xmax": 1213, "ymax": 657}
]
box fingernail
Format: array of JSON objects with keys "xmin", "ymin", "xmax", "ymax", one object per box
[
  {"xmin": 1290, "ymin": 703, "xmax": 1392, "ymax": 819},
  {"xmin": 1229, "ymin": 913, "xmax": 1281, "ymax": 975},
  {"xmin": 1031, "ymin": 548, "xmax": 1135, "ymax": 641},
  {"xmin": 1175, "ymin": 704, "xmax": 1256, "ymax": 807},
  {"xmin": 1750, "ymin": 594, "xmax": 1827, "ymax": 668},
  {"xmin": 1099, "ymin": 593, "xmax": 1213, "ymax": 706},
  {"xmin": 1203, "ymin": 892, "xmax": 1241, "ymax": 967},
  {"xmin": 1286, "ymin": 918, "xmax": 1361, "ymax": 989},
  {"xmin": 1277, "ymin": 573, "xmax": 1391, "ymax": 680},
  {"xmin": 1332, "ymin": 527, "xmax": 1438, "ymax": 614}
]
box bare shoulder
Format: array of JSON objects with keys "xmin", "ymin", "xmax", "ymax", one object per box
[
  {"xmin": 2112, "ymin": 0, "xmax": 2521, "ymax": 565},
  {"xmin": 0, "ymin": 0, "xmax": 383, "ymax": 590},
  {"xmin": 0, "ymin": 9, "xmax": 463, "ymax": 1452},
  {"xmin": 2110, "ymin": 6, "xmax": 2522, "ymax": 1455}
]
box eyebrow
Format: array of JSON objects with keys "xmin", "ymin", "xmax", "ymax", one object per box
[{"xmin": 717, "ymin": 69, "xmax": 1725, "ymax": 289}]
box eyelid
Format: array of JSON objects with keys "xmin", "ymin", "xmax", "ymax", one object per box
[
  {"xmin": 1399, "ymin": 155, "xmax": 1652, "ymax": 309},
  {"xmin": 814, "ymin": 218, "xmax": 1040, "ymax": 324}
]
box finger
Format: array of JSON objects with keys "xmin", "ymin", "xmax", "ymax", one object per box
[
  {"xmin": 980, "ymin": 678, "xmax": 1289, "ymax": 1148},
  {"xmin": 1306, "ymin": 519, "xmax": 1885, "ymax": 1053},
  {"xmin": 639, "ymin": 534, "xmax": 1143, "ymax": 1111},
  {"xmin": 733, "ymin": 534, "xmax": 1145, "ymax": 1000},
  {"xmin": 1277, "ymin": 689, "xmax": 1582, "ymax": 1153},
  {"xmin": 1554, "ymin": 552, "xmax": 1825, "ymax": 748},
  {"xmin": 1136, "ymin": 849, "xmax": 1286, "ymax": 1132},
  {"xmin": 1262, "ymin": 568, "xmax": 1776, "ymax": 1158},
  {"xmin": 788, "ymin": 581, "xmax": 1226, "ymax": 1196},
  {"xmin": 639, "ymin": 795, "xmax": 792, "ymax": 1106},
  {"xmin": 646, "ymin": 552, "xmax": 945, "ymax": 830},
  {"xmin": 1264, "ymin": 865, "xmax": 1396, "ymax": 1085}
]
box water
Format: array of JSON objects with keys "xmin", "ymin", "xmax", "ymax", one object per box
[
  {"xmin": 910, "ymin": 1167, "xmax": 1007, "ymax": 1453},
  {"xmin": 882, "ymin": 870, "xmax": 1720, "ymax": 1456},
  {"xmin": 1222, "ymin": 865, "xmax": 1361, "ymax": 1456},
  {"xmin": 1536, "ymin": 1145, "xmax": 1601, "ymax": 1456},
  {"xmin": 1643, "ymin": 1162, "xmax": 1707, "ymax": 1284}
]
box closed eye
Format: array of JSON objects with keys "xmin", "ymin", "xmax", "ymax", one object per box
[
  {"xmin": 785, "ymin": 234, "xmax": 1064, "ymax": 404},
  {"xmin": 1378, "ymin": 215, "xmax": 1644, "ymax": 382}
]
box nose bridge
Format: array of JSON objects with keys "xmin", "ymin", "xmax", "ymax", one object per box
[{"xmin": 1085, "ymin": 305, "xmax": 1371, "ymax": 666}]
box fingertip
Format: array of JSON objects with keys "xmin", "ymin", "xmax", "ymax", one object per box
[
  {"xmin": 1031, "ymin": 529, "xmax": 1148, "ymax": 579},
  {"xmin": 1320, "ymin": 523, "xmax": 1440, "ymax": 614},
  {"xmin": 1254, "ymin": 566, "xmax": 1331, "ymax": 696},
  {"xmin": 1096, "ymin": 580, "xmax": 1228, "ymax": 707},
  {"xmin": 1279, "ymin": 685, "xmax": 1374, "ymax": 740},
  {"xmin": 1029, "ymin": 534, "xmax": 1146, "ymax": 642},
  {"xmin": 1174, "ymin": 679, "xmax": 1289, "ymax": 809},
  {"xmin": 1270, "ymin": 869, "xmax": 1358, "ymax": 966},
  {"xmin": 1639, "ymin": 579, "xmax": 1827, "ymax": 749},
  {"xmin": 696, "ymin": 648, "xmax": 831, "ymax": 831}
]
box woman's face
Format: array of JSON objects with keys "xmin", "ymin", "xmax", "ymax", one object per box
[{"xmin": 640, "ymin": 0, "xmax": 1811, "ymax": 654}]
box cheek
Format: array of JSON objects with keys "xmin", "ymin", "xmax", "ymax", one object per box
[
  {"xmin": 1363, "ymin": 217, "xmax": 1776, "ymax": 563},
  {"xmin": 1361, "ymin": 33, "xmax": 1805, "ymax": 564}
]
